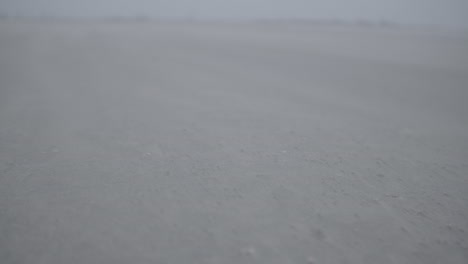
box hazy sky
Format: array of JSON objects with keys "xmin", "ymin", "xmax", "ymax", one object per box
[{"xmin": 1, "ymin": 0, "xmax": 468, "ymax": 27}]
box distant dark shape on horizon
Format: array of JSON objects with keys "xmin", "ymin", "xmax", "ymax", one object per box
[{"xmin": 1, "ymin": 0, "xmax": 468, "ymax": 28}]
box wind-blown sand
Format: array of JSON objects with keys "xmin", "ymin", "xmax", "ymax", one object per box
[{"xmin": 1, "ymin": 21, "xmax": 467, "ymax": 264}]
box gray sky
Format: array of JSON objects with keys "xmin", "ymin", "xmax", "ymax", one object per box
[{"xmin": 1, "ymin": 0, "xmax": 468, "ymax": 27}]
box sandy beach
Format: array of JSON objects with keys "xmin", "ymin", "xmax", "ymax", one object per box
[{"xmin": 1, "ymin": 21, "xmax": 467, "ymax": 264}]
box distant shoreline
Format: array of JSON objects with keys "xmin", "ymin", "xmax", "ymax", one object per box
[{"xmin": 1, "ymin": 16, "xmax": 467, "ymax": 35}]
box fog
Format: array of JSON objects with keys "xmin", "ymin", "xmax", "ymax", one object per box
[
  {"xmin": 2, "ymin": 1, "xmax": 468, "ymax": 264},
  {"xmin": 1, "ymin": 0, "xmax": 468, "ymax": 27},
  {"xmin": 2, "ymin": 21, "xmax": 468, "ymax": 264}
]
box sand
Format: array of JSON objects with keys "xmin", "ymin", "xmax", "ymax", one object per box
[{"xmin": 1, "ymin": 21, "xmax": 467, "ymax": 264}]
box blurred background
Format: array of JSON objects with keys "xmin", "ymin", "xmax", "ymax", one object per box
[{"xmin": 1, "ymin": 0, "xmax": 468, "ymax": 28}]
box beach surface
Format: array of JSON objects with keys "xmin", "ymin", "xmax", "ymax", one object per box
[{"xmin": 1, "ymin": 21, "xmax": 468, "ymax": 264}]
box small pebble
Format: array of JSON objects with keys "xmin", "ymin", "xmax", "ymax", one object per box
[
  {"xmin": 307, "ymin": 256, "xmax": 317, "ymax": 264},
  {"xmin": 241, "ymin": 247, "xmax": 256, "ymax": 256}
]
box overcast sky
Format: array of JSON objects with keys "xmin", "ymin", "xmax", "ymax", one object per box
[{"xmin": 1, "ymin": 0, "xmax": 468, "ymax": 27}]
